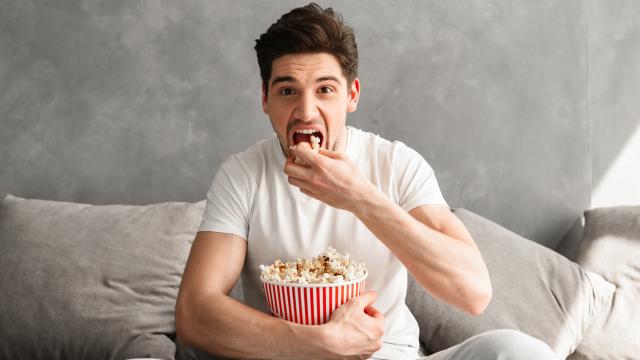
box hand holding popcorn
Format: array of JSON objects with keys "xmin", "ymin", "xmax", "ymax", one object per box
[
  {"xmin": 284, "ymin": 142, "xmax": 379, "ymax": 213},
  {"xmin": 322, "ymin": 291, "xmax": 385, "ymax": 359}
]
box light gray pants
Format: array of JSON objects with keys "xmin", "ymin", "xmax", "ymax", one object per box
[
  {"xmin": 179, "ymin": 329, "xmax": 558, "ymax": 360},
  {"xmin": 417, "ymin": 329, "xmax": 557, "ymax": 360}
]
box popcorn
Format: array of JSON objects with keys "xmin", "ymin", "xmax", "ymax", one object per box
[
  {"xmin": 260, "ymin": 248, "xmax": 368, "ymax": 324},
  {"xmin": 259, "ymin": 247, "xmax": 366, "ymax": 284},
  {"xmin": 310, "ymin": 135, "xmax": 320, "ymax": 150},
  {"xmin": 291, "ymin": 136, "xmax": 321, "ymax": 166}
]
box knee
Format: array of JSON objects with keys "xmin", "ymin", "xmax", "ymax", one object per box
[{"xmin": 452, "ymin": 329, "xmax": 557, "ymax": 360}]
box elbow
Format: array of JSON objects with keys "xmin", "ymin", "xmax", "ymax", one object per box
[
  {"xmin": 175, "ymin": 296, "xmax": 195, "ymax": 347},
  {"xmin": 175, "ymin": 292, "xmax": 226, "ymax": 353},
  {"xmin": 175, "ymin": 320, "xmax": 189, "ymax": 347},
  {"xmin": 466, "ymin": 280, "xmax": 493, "ymax": 316}
]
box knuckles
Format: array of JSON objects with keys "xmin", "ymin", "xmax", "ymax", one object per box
[
  {"xmin": 374, "ymin": 339, "xmax": 383, "ymax": 351},
  {"xmin": 308, "ymin": 173, "xmax": 318, "ymax": 183},
  {"xmin": 347, "ymin": 296, "xmax": 361, "ymax": 308}
]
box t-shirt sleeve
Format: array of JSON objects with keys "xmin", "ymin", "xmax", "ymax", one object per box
[
  {"xmin": 392, "ymin": 142, "xmax": 449, "ymax": 212},
  {"xmin": 198, "ymin": 156, "xmax": 252, "ymax": 240}
]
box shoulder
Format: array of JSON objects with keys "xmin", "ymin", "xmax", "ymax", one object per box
[
  {"xmin": 209, "ymin": 136, "xmax": 279, "ymax": 201},
  {"xmin": 219, "ymin": 136, "xmax": 275, "ymax": 176},
  {"xmin": 349, "ymin": 127, "xmax": 428, "ymax": 167},
  {"xmin": 206, "ymin": 136, "xmax": 277, "ymax": 209}
]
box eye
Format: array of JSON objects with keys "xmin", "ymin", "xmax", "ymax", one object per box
[
  {"xmin": 279, "ymin": 88, "xmax": 295, "ymax": 96},
  {"xmin": 319, "ymin": 86, "xmax": 334, "ymax": 94}
]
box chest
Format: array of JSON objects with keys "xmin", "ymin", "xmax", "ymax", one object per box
[{"xmin": 245, "ymin": 172, "xmax": 392, "ymax": 272}]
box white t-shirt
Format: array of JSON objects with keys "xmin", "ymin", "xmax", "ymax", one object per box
[{"xmin": 200, "ymin": 126, "xmax": 448, "ymax": 359}]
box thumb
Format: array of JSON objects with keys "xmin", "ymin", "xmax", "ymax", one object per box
[
  {"xmin": 318, "ymin": 148, "xmax": 342, "ymax": 159},
  {"xmin": 292, "ymin": 142, "xmax": 317, "ymax": 165},
  {"xmin": 364, "ymin": 304, "xmax": 384, "ymax": 320},
  {"xmin": 355, "ymin": 290, "xmax": 378, "ymax": 308}
]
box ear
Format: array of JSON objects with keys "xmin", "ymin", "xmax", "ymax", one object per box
[
  {"xmin": 347, "ymin": 78, "xmax": 360, "ymax": 113},
  {"xmin": 261, "ymin": 82, "xmax": 268, "ymax": 114}
]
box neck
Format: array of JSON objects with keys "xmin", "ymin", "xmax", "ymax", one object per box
[{"xmin": 333, "ymin": 126, "xmax": 349, "ymax": 153}]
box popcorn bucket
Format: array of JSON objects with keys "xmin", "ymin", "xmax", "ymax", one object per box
[{"xmin": 261, "ymin": 272, "xmax": 367, "ymax": 325}]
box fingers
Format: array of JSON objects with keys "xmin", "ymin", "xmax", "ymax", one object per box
[
  {"xmin": 287, "ymin": 143, "xmax": 341, "ymax": 173},
  {"xmin": 318, "ymin": 148, "xmax": 342, "ymax": 159},
  {"xmin": 354, "ymin": 291, "xmax": 378, "ymax": 308},
  {"xmin": 287, "ymin": 176, "xmax": 308, "ymax": 189},
  {"xmin": 299, "ymin": 188, "xmax": 315, "ymax": 197},
  {"xmin": 286, "ymin": 167, "xmax": 317, "ymax": 198},
  {"xmin": 358, "ymin": 291, "xmax": 383, "ymax": 320},
  {"xmin": 291, "ymin": 142, "xmax": 319, "ymax": 166},
  {"xmin": 284, "ymin": 157, "xmax": 312, "ymax": 179},
  {"xmin": 364, "ymin": 305, "xmax": 384, "ymax": 320}
]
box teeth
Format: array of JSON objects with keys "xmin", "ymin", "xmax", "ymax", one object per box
[
  {"xmin": 295, "ymin": 129, "xmax": 319, "ymax": 135},
  {"xmin": 293, "ymin": 129, "xmax": 322, "ymax": 150}
]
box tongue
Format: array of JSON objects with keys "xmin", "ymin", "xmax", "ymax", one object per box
[{"xmin": 293, "ymin": 132, "xmax": 312, "ymax": 145}]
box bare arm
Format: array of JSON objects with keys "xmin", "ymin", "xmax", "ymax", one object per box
[
  {"xmin": 175, "ymin": 231, "xmax": 322, "ymax": 359},
  {"xmin": 287, "ymin": 143, "xmax": 492, "ymax": 315},
  {"xmin": 175, "ymin": 231, "xmax": 384, "ymax": 359},
  {"xmin": 355, "ymin": 202, "xmax": 492, "ymax": 315}
]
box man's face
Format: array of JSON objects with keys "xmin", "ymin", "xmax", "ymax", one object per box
[{"xmin": 262, "ymin": 53, "xmax": 360, "ymax": 157}]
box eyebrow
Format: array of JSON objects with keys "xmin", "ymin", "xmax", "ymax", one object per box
[
  {"xmin": 270, "ymin": 75, "xmax": 342, "ymax": 87},
  {"xmin": 316, "ymin": 76, "xmax": 341, "ymax": 84},
  {"xmin": 270, "ymin": 76, "xmax": 296, "ymax": 87}
]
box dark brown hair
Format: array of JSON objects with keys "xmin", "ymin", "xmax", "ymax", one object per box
[{"xmin": 254, "ymin": 3, "xmax": 358, "ymax": 91}]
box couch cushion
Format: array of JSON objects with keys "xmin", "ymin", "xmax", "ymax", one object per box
[
  {"xmin": 567, "ymin": 206, "xmax": 640, "ymax": 360},
  {"xmin": 406, "ymin": 208, "xmax": 615, "ymax": 359},
  {"xmin": 0, "ymin": 194, "xmax": 204, "ymax": 360}
]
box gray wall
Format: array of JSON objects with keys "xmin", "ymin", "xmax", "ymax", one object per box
[
  {"xmin": 1, "ymin": 1, "xmax": 639, "ymax": 250},
  {"xmin": 589, "ymin": 1, "xmax": 640, "ymax": 208}
]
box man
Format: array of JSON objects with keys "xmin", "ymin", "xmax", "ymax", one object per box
[{"xmin": 176, "ymin": 4, "xmax": 557, "ymax": 359}]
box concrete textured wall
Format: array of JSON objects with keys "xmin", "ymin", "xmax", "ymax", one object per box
[
  {"xmin": 590, "ymin": 0, "xmax": 640, "ymax": 208},
  {"xmin": 1, "ymin": 1, "xmax": 638, "ymax": 249}
]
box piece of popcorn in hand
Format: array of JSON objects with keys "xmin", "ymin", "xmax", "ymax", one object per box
[
  {"xmin": 310, "ymin": 135, "xmax": 320, "ymax": 151},
  {"xmin": 294, "ymin": 156, "xmax": 307, "ymax": 166}
]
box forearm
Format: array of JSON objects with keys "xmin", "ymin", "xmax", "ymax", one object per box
[
  {"xmin": 177, "ymin": 293, "xmax": 328, "ymax": 359},
  {"xmin": 352, "ymin": 189, "xmax": 491, "ymax": 314}
]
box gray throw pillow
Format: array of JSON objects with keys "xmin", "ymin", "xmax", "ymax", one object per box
[
  {"xmin": 568, "ymin": 206, "xmax": 640, "ymax": 360},
  {"xmin": 0, "ymin": 194, "xmax": 204, "ymax": 360},
  {"xmin": 406, "ymin": 208, "xmax": 616, "ymax": 359}
]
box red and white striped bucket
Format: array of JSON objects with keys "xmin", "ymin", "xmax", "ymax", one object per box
[{"xmin": 261, "ymin": 272, "xmax": 367, "ymax": 325}]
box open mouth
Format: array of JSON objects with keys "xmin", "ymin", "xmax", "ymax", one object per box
[
  {"xmin": 292, "ymin": 129, "xmax": 324, "ymax": 150},
  {"xmin": 290, "ymin": 128, "xmax": 324, "ymax": 166}
]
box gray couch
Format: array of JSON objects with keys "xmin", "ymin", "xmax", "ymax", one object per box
[{"xmin": 1, "ymin": 194, "xmax": 637, "ymax": 359}]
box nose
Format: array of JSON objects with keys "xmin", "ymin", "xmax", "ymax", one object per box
[{"xmin": 293, "ymin": 92, "xmax": 320, "ymax": 122}]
